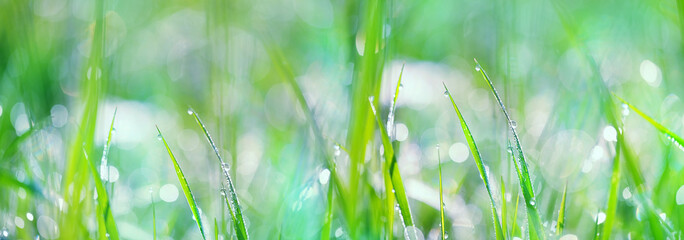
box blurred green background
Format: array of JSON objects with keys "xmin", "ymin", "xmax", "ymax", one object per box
[{"xmin": 1, "ymin": 0, "xmax": 684, "ymax": 239}]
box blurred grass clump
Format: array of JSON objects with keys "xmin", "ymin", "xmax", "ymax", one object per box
[{"xmin": 2, "ymin": 0, "xmax": 684, "ymax": 239}]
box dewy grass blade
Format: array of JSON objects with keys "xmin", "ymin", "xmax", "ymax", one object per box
[
  {"xmin": 438, "ymin": 147, "xmax": 446, "ymax": 240},
  {"xmin": 156, "ymin": 126, "xmax": 206, "ymax": 240},
  {"xmin": 601, "ymin": 143, "xmax": 620, "ymax": 240},
  {"xmin": 443, "ymin": 83, "xmax": 503, "ymax": 240},
  {"xmin": 474, "ymin": 59, "xmax": 544, "ymax": 240},
  {"xmin": 614, "ymin": 95, "xmax": 684, "ymax": 150},
  {"xmin": 556, "ymin": 183, "xmax": 567, "ymax": 235},
  {"xmin": 188, "ymin": 110, "xmax": 248, "ymax": 240},
  {"xmin": 369, "ymin": 96, "xmax": 416, "ymax": 235},
  {"xmin": 500, "ymin": 176, "xmax": 507, "ymax": 240},
  {"xmin": 84, "ymin": 109, "xmax": 120, "ymax": 240}
]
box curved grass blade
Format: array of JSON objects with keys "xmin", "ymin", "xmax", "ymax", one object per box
[
  {"xmin": 474, "ymin": 59, "xmax": 544, "ymax": 240},
  {"xmin": 156, "ymin": 126, "xmax": 206, "ymax": 240},
  {"xmin": 443, "ymin": 83, "xmax": 503, "ymax": 240},
  {"xmin": 614, "ymin": 95, "xmax": 684, "ymax": 149},
  {"xmin": 369, "ymin": 97, "xmax": 415, "ymax": 234},
  {"xmin": 438, "ymin": 147, "xmax": 446, "ymax": 240},
  {"xmin": 556, "ymin": 183, "xmax": 567, "ymax": 235},
  {"xmin": 601, "ymin": 146, "xmax": 620, "ymax": 240},
  {"xmin": 189, "ymin": 110, "xmax": 248, "ymax": 240}
]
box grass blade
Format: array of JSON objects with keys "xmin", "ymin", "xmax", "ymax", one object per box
[
  {"xmin": 556, "ymin": 183, "xmax": 567, "ymax": 235},
  {"xmin": 156, "ymin": 126, "xmax": 206, "ymax": 240},
  {"xmin": 474, "ymin": 59, "xmax": 544, "ymax": 240},
  {"xmin": 321, "ymin": 177, "xmax": 334, "ymax": 240},
  {"xmin": 601, "ymin": 145, "xmax": 620, "ymax": 240},
  {"xmin": 369, "ymin": 96, "xmax": 415, "ymax": 234},
  {"xmin": 189, "ymin": 110, "xmax": 248, "ymax": 240},
  {"xmin": 84, "ymin": 110, "xmax": 120, "ymax": 240},
  {"xmin": 500, "ymin": 176, "xmax": 507, "ymax": 240},
  {"xmin": 152, "ymin": 191, "xmax": 157, "ymax": 240},
  {"xmin": 438, "ymin": 147, "xmax": 446, "ymax": 240},
  {"xmin": 614, "ymin": 95, "xmax": 684, "ymax": 148},
  {"xmin": 443, "ymin": 83, "xmax": 503, "ymax": 240}
]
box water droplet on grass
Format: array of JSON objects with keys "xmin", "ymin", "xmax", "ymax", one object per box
[
  {"xmin": 399, "ymin": 83, "xmax": 404, "ymax": 90},
  {"xmin": 333, "ymin": 145, "xmax": 341, "ymax": 157},
  {"xmin": 595, "ymin": 212, "xmax": 606, "ymax": 224},
  {"xmin": 622, "ymin": 187, "xmax": 632, "ymax": 199},
  {"xmin": 676, "ymin": 185, "xmax": 684, "ymax": 205},
  {"xmin": 187, "ymin": 108, "xmax": 194, "ymax": 115},
  {"xmin": 529, "ymin": 201, "xmax": 536, "ymax": 206},
  {"xmin": 510, "ymin": 120, "xmax": 518, "ymax": 129},
  {"xmin": 404, "ymin": 226, "xmax": 425, "ymax": 240},
  {"xmin": 319, "ymin": 168, "xmax": 331, "ymax": 185},
  {"xmin": 334, "ymin": 228, "xmax": 344, "ymax": 238},
  {"xmin": 443, "ymin": 90, "xmax": 449, "ymax": 97},
  {"xmin": 475, "ymin": 64, "xmax": 481, "ymax": 72},
  {"xmin": 26, "ymin": 213, "xmax": 33, "ymax": 221},
  {"xmin": 157, "ymin": 134, "xmax": 162, "ymax": 140},
  {"xmin": 621, "ymin": 103, "xmax": 630, "ymax": 117}
]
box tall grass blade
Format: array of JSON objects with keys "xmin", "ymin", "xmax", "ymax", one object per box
[
  {"xmin": 614, "ymin": 95, "xmax": 684, "ymax": 149},
  {"xmin": 152, "ymin": 191, "xmax": 157, "ymax": 240},
  {"xmin": 500, "ymin": 176, "xmax": 507, "ymax": 240},
  {"xmin": 443, "ymin": 83, "xmax": 503, "ymax": 240},
  {"xmin": 438, "ymin": 147, "xmax": 446, "ymax": 240},
  {"xmin": 474, "ymin": 59, "xmax": 544, "ymax": 240},
  {"xmin": 369, "ymin": 97, "xmax": 415, "ymax": 234},
  {"xmin": 556, "ymin": 183, "xmax": 567, "ymax": 235},
  {"xmin": 156, "ymin": 126, "xmax": 206, "ymax": 240},
  {"xmin": 84, "ymin": 109, "xmax": 120, "ymax": 240},
  {"xmin": 321, "ymin": 178, "xmax": 334, "ymax": 240},
  {"xmin": 601, "ymin": 144, "xmax": 620, "ymax": 240},
  {"xmin": 189, "ymin": 110, "xmax": 248, "ymax": 240}
]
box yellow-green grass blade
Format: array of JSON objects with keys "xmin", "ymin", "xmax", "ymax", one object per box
[
  {"xmin": 189, "ymin": 110, "xmax": 248, "ymax": 240},
  {"xmin": 438, "ymin": 147, "xmax": 446, "ymax": 240},
  {"xmin": 556, "ymin": 183, "xmax": 567, "ymax": 235},
  {"xmin": 512, "ymin": 192, "xmax": 520, "ymax": 237},
  {"xmin": 474, "ymin": 59, "xmax": 544, "ymax": 240},
  {"xmin": 369, "ymin": 97, "xmax": 415, "ymax": 231},
  {"xmin": 443, "ymin": 83, "xmax": 503, "ymax": 240},
  {"xmin": 614, "ymin": 95, "xmax": 684, "ymax": 149},
  {"xmin": 156, "ymin": 126, "xmax": 207, "ymax": 240},
  {"xmin": 500, "ymin": 176, "xmax": 507, "ymax": 240},
  {"xmin": 83, "ymin": 149, "xmax": 119, "ymax": 240},
  {"xmin": 321, "ymin": 177, "xmax": 334, "ymax": 240},
  {"xmin": 601, "ymin": 144, "xmax": 620, "ymax": 240},
  {"xmin": 214, "ymin": 218, "xmax": 219, "ymax": 240}
]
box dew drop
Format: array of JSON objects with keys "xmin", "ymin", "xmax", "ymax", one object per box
[
  {"xmin": 595, "ymin": 212, "xmax": 606, "ymax": 224},
  {"xmin": 319, "ymin": 168, "xmax": 331, "ymax": 185},
  {"xmin": 157, "ymin": 134, "xmax": 162, "ymax": 141},
  {"xmin": 333, "ymin": 145, "xmax": 341, "ymax": 157},
  {"xmin": 187, "ymin": 108, "xmax": 194, "ymax": 115},
  {"xmin": 529, "ymin": 201, "xmax": 536, "ymax": 206},
  {"xmin": 399, "ymin": 83, "xmax": 404, "ymax": 90},
  {"xmin": 675, "ymin": 185, "xmax": 684, "ymax": 205},
  {"xmin": 475, "ymin": 64, "xmax": 481, "ymax": 72},
  {"xmin": 622, "ymin": 187, "xmax": 632, "ymax": 200},
  {"xmin": 659, "ymin": 213, "xmax": 667, "ymax": 220},
  {"xmin": 221, "ymin": 162, "xmax": 231, "ymax": 171},
  {"xmin": 368, "ymin": 96, "xmax": 375, "ymax": 102},
  {"xmin": 443, "ymin": 90, "xmax": 449, "ymax": 97},
  {"xmin": 621, "ymin": 103, "xmax": 630, "ymax": 117},
  {"xmin": 510, "ymin": 120, "xmax": 518, "ymax": 129},
  {"xmin": 26, "ymin": 213, "xmax": 33, "ymax": 221},
  {"xmin": 334, "ymin": 228, "xmax": 344, "ymax": 238}
]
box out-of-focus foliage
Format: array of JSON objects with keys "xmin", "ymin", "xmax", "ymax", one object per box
[{"xmin": 1, "ymin": 0, "xmax": 684, "ymax": 239}]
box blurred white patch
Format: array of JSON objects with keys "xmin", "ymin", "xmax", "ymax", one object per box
[
  {"xmin": 595, "ymin": 212, "xmax": 606, "ymax": 224},
  {"xmin": 603, "ymin": 126, "xmax": 617, "ymax": 142},
  {"xmin": 14, "ymin": 216, "xmax": 24, "ymax": 229},
  {"xmin": 559, "ymin": 234, "xmax": 578, "ymax": 240},
  {"xmin": 448, "ymin": 142, "xmax": 469, "ymax": 163},
  {"xmin": 318, "ymin": 169, "xmax": 330, "ymax": 185},
  {"xmin": 640, "ymin": 60, "xmax": 661, "ymax": 87},
  {"xmin": 293, "ymin": 0, "xmax": 333, "ymax": 28},
  {"xmin": 0, "ymin": 104, "xmax": 3, "ymax": 117},
  {"xmin": 50, "ymin": 105, "xmax": 68, "ymax": 128},
  {"xmin": 11, "ymin": 102, "xmax": 30, "ymax": 136},
  {"xmin": 676, "ymin": 185, "xmax": 684, "ymax": 205},
  {"xmin": 159, "ymin": 184, "xmax": 179, "ymax": 202},
  {"xmin": 540, "ymin": 130, "xmax": 596, "ymax": 192},
  {"xmin": 404, "ymin": 226, "xmax": 424, "ymax": 240},
  {"xmin": 34, "ymin": 0, "xmax": 67, "ymax": 19},
  {"xmin": 622, "ymin": 187, "xmax": 632, "ymax": 200},
  {"xmin": 396, "ymin": 123, "xmax": 409, "ymax": 142},
  {"xmin": 99, "ymin": 165, "xmax": 120, "ymax": 182},
  {"xmin": 37, "ymin": 216, "xmax": 59, "ymax": 239}
]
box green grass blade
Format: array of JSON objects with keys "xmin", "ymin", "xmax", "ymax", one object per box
[
  {"xmin": 443, "ymin": 83, "xmax": 503, "ymax": 240},
  {"xmin": 188, "ymin": 110, "xmax": 248, "ymax": 240},
  {"xmin": 156, "ymin": 126, "xmax": 206, "ymax": 240},
  {"xmin": 369, "ymin": 96, "xmax": 415, "ymax": 231},
  {"xmin": 438, "ymin": 147, "xmax": 446, "ymax": 240},
  {"xmin": 614, "ymin": 95, "xmax": 684, "ymax": 149},
  {"xmin": 500, "ymin": 176, "xmax": 507, "ymax": 240},
  {"xmin": 152, "ymin": 191, "xmax": 157, "ymax": 240},
  {"xmin": 512, "ymin": 192, "xmax": 520, "ymax": 237},
  {"xmin": 601, "ymin": 144, "xmax": 620, "ymax": 240},
  {"xmin": 214, "ymin": 218, "xmax": 219, "ymax": 240},
  {"xmin": 556, "ymin": 183, "xmax": 567, "ymax": 235},
  {"xmin": 473, "ymin": 59, "xmax": 544, "ymax": 240},
  {"xmin": 84, "ymin": 109, "xmax": 120, "ymax": 240},
  {"xmin": 321, "ymin": 177, "xmax": 334, "ymax": 240}
]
